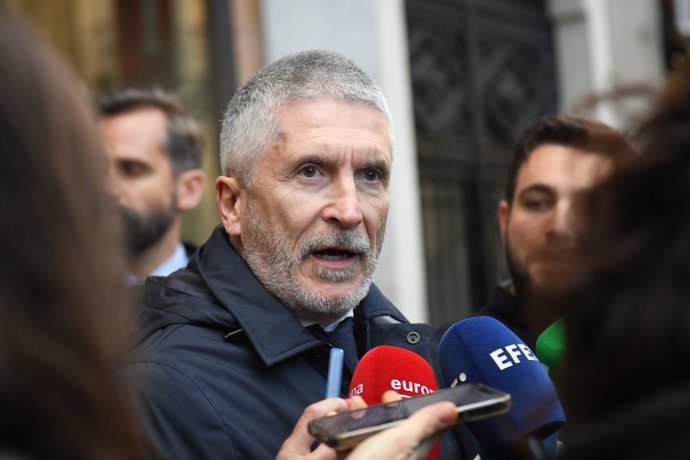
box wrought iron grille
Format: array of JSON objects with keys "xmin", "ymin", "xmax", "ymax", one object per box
[{"xmin": 406, "ymin": 0, "xmax": 559, "ymax": 325}]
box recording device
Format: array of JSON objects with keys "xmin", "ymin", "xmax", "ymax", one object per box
[
  {"xmin": 349, "ymin": 345, "xmax": 438, "ymax": 403},
  {"xmin": 308, "ymin": 383, "xmax": 511, "ymax": 450},
  {"xmin": 535, "ymin": 318, "xmax": 565, "ymax": 376},
  {"xmin": 438, "ymin": 316, "xmax": 565, "ymax": 459}
]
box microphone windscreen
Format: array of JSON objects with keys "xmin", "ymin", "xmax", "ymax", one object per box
[
  {"xmin": 349, "ymin": 345, "xmax": 438, "ymax": 405},
  {"xmin": 535, "ymin": 318, "xmax": 565, "ymax": 376},
  {"xmin": 439, "ymin": 316, "xmax": 565, "ymax": 458}
]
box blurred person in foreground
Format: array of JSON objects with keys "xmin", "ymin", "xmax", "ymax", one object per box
[
  {"xmin": 0, "ymin": 8, "xmax": 148, "ymax": 460},
  {"xmin": 554, "ymin": 68, "xmax": 690, "ymax": 459},
  {"xmin": 121, "ymin": 50, "xmax": 471, "ymax": 459},
  {"xmin": 438, "ymin": 115, "xmax": 635, "ymax": 349},
  {"xmin": 96, "ymin": 89, "xmax": 206, "ymax": 283}
]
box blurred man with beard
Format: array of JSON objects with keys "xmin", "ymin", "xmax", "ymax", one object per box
[
  {"xmin": 119, "ymin": 51, "xmax": 472, "ymax": 460},
  {"xmin": 482, "ymin": 115, "xmax": 635, "ymax": 349},
  {"xmin": 97, "ymin": 89, "xmax": 206, "ymax": 283}
]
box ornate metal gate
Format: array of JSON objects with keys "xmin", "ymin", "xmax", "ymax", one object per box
[{"xmin": 406, "ymin": 0, "xmax": 559, "ymax": 325}]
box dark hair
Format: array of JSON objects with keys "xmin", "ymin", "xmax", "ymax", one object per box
[
  {"xmin": 96, "ymin": 88, "xmax": 205, "ymax": 176},
  {"xmin": 0, "ymin": 9, "xmax": 148, "ymax": 459},
  {"xmin": 505, "ymin": 115, "xmax": 636, "ymax": 204},
  {"xmin": 557, "ymin": 70, "xmax": 690, "ymax": 421}
]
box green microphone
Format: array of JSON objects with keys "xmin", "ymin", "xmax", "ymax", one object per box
[{"xmin": 535, "ymin": 318, "xmax": 565, "ymax": 375}]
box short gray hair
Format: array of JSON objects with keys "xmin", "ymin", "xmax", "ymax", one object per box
[{"xmin": 219, "ymin": 50, "xmax": 393, "ymax": 187}]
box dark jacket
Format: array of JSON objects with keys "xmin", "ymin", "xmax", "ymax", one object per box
[
  {"xmin": 121, "ymin": 226, "xmax": 472, "ymax": 459},
  {"xmin": 182, "ymin": 240, "xmax": 198, "ymax": 260},
  {"xmin": 476, "ymin": 283, "xmax": 538, "ymax": 351},
  {"xmin": 435, "ymin": 283, "xmax": 536, "ymax": 351}
]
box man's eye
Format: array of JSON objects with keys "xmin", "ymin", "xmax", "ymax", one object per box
[
  {"xmin": 360, "ymin": 168, "xmax": 383, "ymax": 182},
  {"xmin": 298, "ymin": 165, "xmax": 320, "ymax": 178},
  {"xmin": 119, "ymin": 161, "xmax": 147, "ymax": 178},
  {"xmin": 524, "ymin": 199, "xmax": 548, "ymax": 210}
]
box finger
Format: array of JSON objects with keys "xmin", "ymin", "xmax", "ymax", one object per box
[
  {"xmin": 278, "ymin": 398, "xmax": 348, "ymax": 457},
  {"xmin": 346, "ymin": 395, "xmax": 367, "ymax": 411},
  {"xmin": 307, "ymin": 442, "xmax": 339, "ymax": 460},
  {"xmin": 387, "ymin": 401, "xmax": 458, "ymax": 445},
  {"xmin": 381, "ymin": 390, "xmax": 402, "ymax": 403},
  {"xmin": 336, "ymin": 449, "xmax": 352, "ymax": 460}
]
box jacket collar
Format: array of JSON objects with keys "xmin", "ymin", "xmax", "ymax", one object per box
[{"xmin": 192, "ymin": 226, "xmax": 324, "ymax": 367}]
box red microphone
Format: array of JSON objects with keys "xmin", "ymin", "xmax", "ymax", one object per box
[
  {"xmin": 348, "ymin": 346, "xmax": 441, "ymax": 459},
  {"xmin": 348, "ymin": 345, "xmax": 438, "ymax": 403}
]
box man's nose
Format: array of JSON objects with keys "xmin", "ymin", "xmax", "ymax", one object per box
[
  {"xmin": 322, "ymin": 177, "xmax": 363, "ymax": 229},
  {"xmin": 546, "ymin": 201, "xmax": 575, "ymax": 243}
]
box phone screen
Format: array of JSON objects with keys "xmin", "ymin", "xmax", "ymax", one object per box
[{"xmin": 308, "ymin": 383, "xmax": 511, "ymax": 449}]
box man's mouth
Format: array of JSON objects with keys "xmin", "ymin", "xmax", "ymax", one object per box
[
  {"xmin": 312, "ymin": 248, "xmax": 358, "ymax": 261},
  {"xmin": 532, "ymin": 255, "xmax": 574, "ymax": 271}
]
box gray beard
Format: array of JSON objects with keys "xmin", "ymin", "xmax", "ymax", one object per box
[{"xmin": 242, "ymin": 201, "xmax": 382, "ymax": 323}]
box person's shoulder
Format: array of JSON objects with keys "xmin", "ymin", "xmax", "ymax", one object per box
[
  {"xmin": 120, "ymin": 349, "xmax": 241, "ymax": 459},
  {"xmin": 128, "ymin": 272, "xmax": 241, "ymax": 366},
  {"xmin": 138, "ymin": 267, "xmax": 227, "ymax": 322},
  {"xmin": 476, "ymin": 284, "xmax": 524, "ymax": 326},
  {"xmin": 120, "ymin": 318, "xmax": 251, "ymax": 432},
  {"xmin": 182, "ymin": 240, "xmax": 198, "ymax": 259}
]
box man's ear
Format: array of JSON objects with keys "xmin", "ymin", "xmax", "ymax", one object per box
[
  {"xmin": 216, "ymin": 175, "xmax": 245, "ymax": 236},
  {"xmin": 175, "ymin": 168, "xmax": 206, "ymax": 212},
  {"xmin": 498, "ymin": 199, "xmax": 510, "ymax": 244}
]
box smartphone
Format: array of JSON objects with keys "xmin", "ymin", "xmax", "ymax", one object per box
[{"xmin": 308, "ymin": 383, "xmax": 511, "ymax": 450}]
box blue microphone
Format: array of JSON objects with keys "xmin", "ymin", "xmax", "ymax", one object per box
[{"xmin": 439, "ymin": 316, "xmax": 565, "ymax": 459}]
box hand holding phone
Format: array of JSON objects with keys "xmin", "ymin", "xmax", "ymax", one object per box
[
  {"xmin": 308, "ymin": 383, "xmax": 511, "ymax": 450},
  {"xmin": 345, "ymin": 400, "xmax": 458, "ymax": 460}
]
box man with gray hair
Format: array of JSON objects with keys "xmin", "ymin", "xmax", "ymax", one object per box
[{"xmin": 122, "ymin": 51, "xmax": 470, "ymax": 459}]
